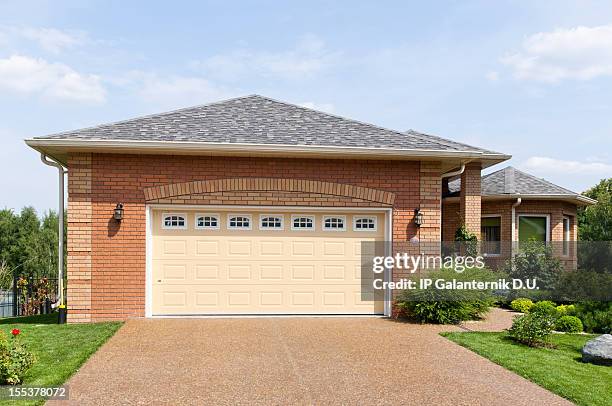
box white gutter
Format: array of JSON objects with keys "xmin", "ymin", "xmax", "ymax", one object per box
[
  {"xmin": 441, "ymin": 163, "xmax": 466, "ymax": 180},
  {"xmin": 511, "ymin": 197, "xmax": 522, "ymax": 258},
  {"xmin": 24, "ymin": 138, "xmax": 512, "ymax": 161},
  {"xmin": 40, "ymin": 154, "xmax": 67, "ymax": 321}
]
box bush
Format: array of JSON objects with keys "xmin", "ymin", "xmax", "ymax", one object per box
[
  {"xmin": 510, "ymin": 298, "xmax": 534, "ymax": 313},
  {"xmin": 573, "ymin": 302, "xmax": 612, "ymax": 334},
  {"xmin": 0, "ymin": 330, "xmax": 35, "ymax": 385},
  {"xmin": 531, "ymin": 300, "xmax": 557, "ymax": 315},
  {"xmin": 503, "ymin": 240, "xmax": 562, "ymax": 291},
  {"xmin": 394, "ymin": 268, "xmax": 497, "ymax": 324},
  {"xmin": 508, "ymin": 312, "xmax": 556, "ymax": 347},
  {"xmin": 555, "ymin": 304, "xmax": 576, "ymax": 316},
  {"xmin": 555, "ymin": 315, "xmax": 583, "ymax": 333}
]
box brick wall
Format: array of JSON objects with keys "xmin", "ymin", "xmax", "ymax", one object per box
[
  {"xmin": 67, "ymin": 153, "xmax": 438, "ymax": 322},
  {"xmin": 459, "ymin": 163, "xmax": 482, "ymax": 239},
  {"xmin": 443, "ymin": 198, "xmax": 578, "ymax": 268}
]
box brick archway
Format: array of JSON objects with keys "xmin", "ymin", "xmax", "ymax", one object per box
[{"xmin": 144, "ymin": 178, "xmax": 395, "ymax": 205}]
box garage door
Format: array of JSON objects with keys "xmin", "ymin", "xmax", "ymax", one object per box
[{"xmin": 150, "ymin": 208, "xmax": 386, "ymax": 315}]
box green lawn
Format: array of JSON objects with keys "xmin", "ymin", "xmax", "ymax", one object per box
[
  {"xmin": 0, "ymin": 313, "xmax": 122, "ymax": 405},
  {"xmin": 442, "ymin": 332, "xmax": 611, "ymax": 406}
]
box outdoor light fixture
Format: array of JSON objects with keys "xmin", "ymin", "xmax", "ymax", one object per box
[
  {"xmin": 414, "ymin": 208, "xmax": 424, "ymax": 227},
  {"xmin": 113, "ymin": 203, "xmax": 124, "ymax": 221}
]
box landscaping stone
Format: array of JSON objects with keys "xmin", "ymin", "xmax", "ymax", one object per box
[{"xmin": 581, "ymin": 334, "xmax": 612, "ymax": 366}]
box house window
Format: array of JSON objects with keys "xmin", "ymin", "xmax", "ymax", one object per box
[
  {"xmin": 481, "ymin": 216, "xmax": 501, "ymax": 255},
  {"xmin": 323, "ymin": 216, "xmax": 346, "ymax": 231},
  {"xmin": 228, "ymin": 215, "xmax": 251, "ymax": 230},
  {"xmin": 196, "ymin": 214, "xmax": 219, "ymax": 230},
  {"xmin": 354, "ymin": 216, "xmax": 377, "ymax": 231},
  {"xmin": 563, "ymin": 216, "xmax": 571, "ymax": 256},
  {"xmin": 291, "ymin": 216, "xmax": 314, "ymax": 230},
  {"xmin": 260, "ymin": 215, "xmax": 283, "ymax": 230},
  {"xmin": 518, "ymin": 215, "xmax": 549, "ymax": 242},
  {"xmin": 162, "ymin": 214, "xmax": 186, "ymax": 229}
]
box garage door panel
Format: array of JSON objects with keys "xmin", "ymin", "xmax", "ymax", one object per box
[{"xmin": 152, "ymin": 209, "xmax": 386, "ymax": 315}]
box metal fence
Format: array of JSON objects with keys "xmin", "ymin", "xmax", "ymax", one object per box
[{"xmin": 0, "ymin": 277, "xmax": 60, "ymax": 317}]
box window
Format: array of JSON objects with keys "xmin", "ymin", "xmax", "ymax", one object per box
[
  {"xmin": 162, "ymin": 214, "xmax": 186, "ymax": 229},
  {"xmin": 291, "ymin": 215, "xmax": 314, "ymax": 230},
  {"xmin": 353, "ymin": 216, "xmax": 377, "ymax": 231},
  {"xmin": 518, "ymin": 215, "xmax": 549, "ymax": 242},
  {"xmin": 323, "ymin": 216, "xmax": 346, "ymax": 231},
  {"xmin": 481, "ymin": 216, "xmax": 501, "ymax": 255},
  {"xmin": 195, "ymin": 214, "xmax": 219, "ymax": 230},
  {"xmin": 563, "ymin": 216, "xmax": 571, "ymax": 256},
  {"xmin": 260, "ymin": 215, "xmax": 283, "ymax": 230},
  {"xmin": 227, "ymin": 214, "xmax": 251, "ymax": 230}
]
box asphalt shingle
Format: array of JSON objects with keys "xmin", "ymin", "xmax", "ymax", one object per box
[{"xmin": 34, "ymin": 95, "xmax": 503, "ymax": 154}]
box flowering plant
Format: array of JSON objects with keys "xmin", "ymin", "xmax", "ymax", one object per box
[{"xmin": 0, "ymin": 330, "xmax": 35, "ymax": 384}]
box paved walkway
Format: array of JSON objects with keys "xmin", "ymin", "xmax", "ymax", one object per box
[
  {"xmin": 49, "ymin": 317, "xmax": 570, "ymax": 405},
  {"xmin": 459, "ymin": 307, "xmax": 519, "ymax": 332}
]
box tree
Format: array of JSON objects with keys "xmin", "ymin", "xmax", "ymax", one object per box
[{"xmin": 578, "ymin": 178, "xmax": 612, "ymax": 241}]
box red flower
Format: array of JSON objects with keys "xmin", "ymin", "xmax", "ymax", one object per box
[{"xmin": 11, "ymin": 329, "xmax": 20, "ymax": 336}]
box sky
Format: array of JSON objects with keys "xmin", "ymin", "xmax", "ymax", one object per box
[{"xmin": 1, "ymin": 0, "xmax": 611, "ymax": 214}]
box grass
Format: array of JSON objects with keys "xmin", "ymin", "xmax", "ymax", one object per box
[
  {"xmin": 442, "ymin": 331, "xmax": 612, "ymax": 406},
  {"xmin": 0, "ymin": 313, "xmax": 122, "ymax": 405}
]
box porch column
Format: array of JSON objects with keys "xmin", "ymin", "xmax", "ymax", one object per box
[{"xmin": 459, "ymin": 162, "xmax": 482, "ymax": 239}]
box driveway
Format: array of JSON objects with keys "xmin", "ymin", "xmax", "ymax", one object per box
[{"xmin": 50, "ymin": 318, "xmax": 570, "ymax": 405}]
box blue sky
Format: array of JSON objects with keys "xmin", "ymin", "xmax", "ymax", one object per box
[{"xmin": 1, "ymin": 0, "xmax": 611, "ymax": 214}]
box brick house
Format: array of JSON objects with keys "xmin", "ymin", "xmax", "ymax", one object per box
[{"xmin": 25, "ymin": 95, "xmax": 595, "ymax": 322}]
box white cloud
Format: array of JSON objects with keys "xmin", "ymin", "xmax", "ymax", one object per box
[
  {"xmin": 0, "ymin": 55, "xmax": 106, "ymax": 103},
  {"xmin": 521, "ymin": 156, "xmax": 612, "ymax": 175},
  {"xmin": 1, "ymin": 26, "xmax": 86, "ymax": 54},
  {"xmin": 502, "ymin": 24, "xmax": 612, "ymax": 82},
  {"xmin": 133, "ymin": 73, "xmax": 236, "ymax": 108},
  {"xmin": 194, "ymin": 34, "xmax": 338, "ymax": 80},
  {"xmin": 298, "ymin": 101, "xmax": 335, "ymax": 113}
]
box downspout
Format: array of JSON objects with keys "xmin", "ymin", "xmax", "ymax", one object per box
[
  {"xmin": 40, "ymin": 154, "xmax": 67, "ymax": 324},
  {"xmin": 511, "ymin": 197, "xmax": 522, "ymax": 258}
]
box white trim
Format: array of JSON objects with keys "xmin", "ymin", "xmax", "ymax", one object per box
[
  {"xmin": 259, "ymin": 214, "xmax": 284, "ymax": 231},
  {"xmin": 290, "ymin": 215, "xmax": 315, "ymax": 231},
  {"xmin": 517, "ymin": 214, "xmax": 551, "ymax": 242},
  {"xmin": 227, "ymin": 213, "xmax": 252, "ymax": 230},
  {"xmin": 145, "ymin": 206, "xmax": 153, "ymax": 318},
  {"xmin": 195, "ymin": 213, "xmax": 220, "ymax": 230},
  {"xmin": 322, "ymin": 215, "xmax": 347, "ymax": 231},
  {"xmin": 145, "ymin": 205, "xmax": 393, "ymax": 318},
  {"xmin": 352, "ymin": 215, "xmax": 378, "ymax": 232},
  {"xmin": 161, "ymin": 212, "xmax": 187, "ymax": 230},
  {"xmin": 149, "ymin": 204, "xmax": 390, "ymax": 212}
]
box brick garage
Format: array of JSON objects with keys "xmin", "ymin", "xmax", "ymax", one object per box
[{"xmin": 26, "ymin": 95, "xmax": 591, "ymax": 322}]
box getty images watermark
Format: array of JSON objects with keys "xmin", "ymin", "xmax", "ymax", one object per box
[{"xmin": 370, "ymin": 252, "xmax": 538, "ymax": 291}]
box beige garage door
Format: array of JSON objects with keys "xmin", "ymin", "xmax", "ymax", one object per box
[{"xmin": 151, "ymin": 208, "xmax": 385, "ymax": 315}]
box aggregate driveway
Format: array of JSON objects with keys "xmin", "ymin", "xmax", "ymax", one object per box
[{"xmin": 49, "ymin": 317, "xmax": 571, "ymax": 405}]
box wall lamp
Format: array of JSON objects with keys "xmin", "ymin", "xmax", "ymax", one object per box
[
  {"xmin": 414, "ymin": 208, "xmax": 424, "ymax": 227},
  {"xmin": 113, "ymin": 203, "xmax": 124, "ymax": 222}
]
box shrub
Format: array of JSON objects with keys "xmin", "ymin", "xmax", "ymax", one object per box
[
  {"xmin": 530, "ymin": 300, "xmax": 557, "ymax": 315},
  {"xmin": 510, "ymin": 298, "xmax": 534, "ymax": 313},
  {"xmin": 508, "ymin": 312, "xmax": 556, "ymax": 347},
  {"xmin": 395, "ymin": 268, "xmax": 497, "ymax": 324},
  {"xmin": 555, "ymin": 315, "xmax": 583, "ymax": 333},
  {"xmin": 555, "ymin": 304, "xmax": 576, "ymax": 316},
  {"xmin": 503, "ymin": 240, "xmax": 562, "ymax": 291},
  {"xmin": 0, "ymin": 330, "xmax": 35, "ymax": 385},
  {"xmin": 573, "ymin": 302, "xmax": 612, "ymax": 334}
]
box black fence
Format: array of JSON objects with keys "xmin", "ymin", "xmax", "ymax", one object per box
[{"xmin": 0, "ymin": 277, "xmax": 60, "ymax": 317}]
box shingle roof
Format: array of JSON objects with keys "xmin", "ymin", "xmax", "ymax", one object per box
[
  {"xmin": 33, "ymin": 95, "xmax": 503, "ymax": 154},
  {"xmin": 447, "ymin": 166, "xmax": 588, "ymax": 198}
]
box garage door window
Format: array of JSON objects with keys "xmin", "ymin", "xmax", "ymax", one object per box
[
  {"xmin": 162, "ymin": 214, "xmax": 187, "ymax": 229},
  {"xmin": 228, "ymin": 215, "xmax": 252, "ymax": 230},
  {"xmin": 196, "ymin": 214, "xmax": 220, "ymax": 230},
  {"xmin": 291, "ymin": 215, "xmax": 314, "ymax": 231},
  {"xmin": 354, "ymin": 216, "xmax": 377, "ymax": 231},
  {"xmin": 323, "ymin": 216, "xmax": 346, "ymax": 231},
  {"xmin": 260, "ymin": 215, "xmax": 283, "ymax": 230}
]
